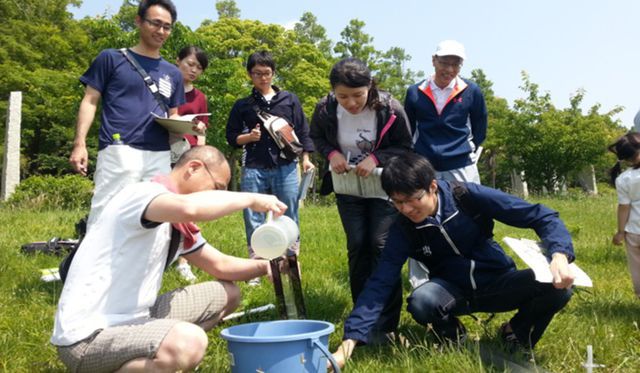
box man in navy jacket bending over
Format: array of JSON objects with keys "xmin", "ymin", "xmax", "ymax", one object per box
[{"xmin": 331, "ymin": 152, "xmax": 575, "ymax": 369}]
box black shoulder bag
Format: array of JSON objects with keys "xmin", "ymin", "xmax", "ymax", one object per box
[
  {"xmin": 247, "ymin": 97, "xmax": 303, "ymax": 161},
  {"xmin": 119, "ymin": 48, "xmax": 170, "ymax": 115}
]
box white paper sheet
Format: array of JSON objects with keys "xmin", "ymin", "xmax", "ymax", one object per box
[
  {"xmin": 502, "ymin": 237, "xmax": 592, "ymax": 287},
  {"xmin": 330, "ymin": 166, "xmax": 387, "ymax": 199}
]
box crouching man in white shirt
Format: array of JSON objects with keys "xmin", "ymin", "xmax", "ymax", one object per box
[{"xmin": 51, "ymin": 145, "xmax": 287, "ymax": 372}]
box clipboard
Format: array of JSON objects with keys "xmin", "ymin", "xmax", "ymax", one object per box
[
  {"xmin": 152, "ymin": 112, "xmax": 211, "ymax": 135},
  {"xmin": 298, "ymin": 168, "xmax": 315, "ymax": 201}
]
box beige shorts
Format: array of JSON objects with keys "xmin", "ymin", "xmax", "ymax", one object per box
[{"xmin": 57, "ymin": 281, "xmax": 228, "ymax": 373}]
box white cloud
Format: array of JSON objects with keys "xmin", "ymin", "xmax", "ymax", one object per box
[{"xmin": 281, "ymin": 20, "xmax": 297, "ymax": 31}]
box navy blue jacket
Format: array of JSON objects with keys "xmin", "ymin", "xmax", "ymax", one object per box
[
  {"xmin": 404, "ymin": 78, "xmax": 487, "ymax": 172},
  {"xmin": 226, "ymin": 86, "xmax": 314, "ymax": 168},
  {"xmin": 343, "ymin": 180, "xmax": 575, "ymax": 343}
]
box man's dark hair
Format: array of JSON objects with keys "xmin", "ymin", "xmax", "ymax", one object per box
[
  {"xmin": 246, "ymin": 51, "xmax": 276, "ymax": 72},
  {"xmin": 138, "ymin": 0, "xmax": 177, "ymax": 24},
  {"xmin": 381, "ymin": 152, "xmax": 436, "ymax": 196},
  {"xmin": 178, "ymin": 46, "xmax": 209, "ymax": 70}
]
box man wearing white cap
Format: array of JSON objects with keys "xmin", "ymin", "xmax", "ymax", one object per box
[
  {"xmin": 404, "ymin": 39, "xmax": 488, "ymax": 288},
  {"xmin": 405, "ymin": 40, "xmax": 487, "ymax": 184}
]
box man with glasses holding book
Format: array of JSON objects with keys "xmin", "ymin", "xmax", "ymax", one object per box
[{"xmin": 69, "ymin": 0, "xmax": 194, "ymax": 232}]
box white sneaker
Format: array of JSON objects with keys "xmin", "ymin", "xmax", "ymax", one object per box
[
  {"xmin": 40, "ymin": 268, "xmax": 61, "ymax": 282},
  {"xmin": 176, "ymin": 263, "xmax": 197, "ymax": 283},
  {"xmin": 247, "ymin": 277, "xmax": 261, "ymax": 287}
]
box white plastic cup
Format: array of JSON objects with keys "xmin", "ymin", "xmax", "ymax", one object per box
[{"xmin": 251, "ymin": 213, "xmax": 299, "ymax": 259}]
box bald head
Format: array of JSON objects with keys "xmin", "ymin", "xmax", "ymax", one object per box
[
  {"xmin": 172, "ymin": 145, "xmax": 231, "ymax": 193},
  {"xmin": 175, "ymin": 145, "xmax": 228, "ymax": 170}
]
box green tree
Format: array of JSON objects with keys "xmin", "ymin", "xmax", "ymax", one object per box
[
  {"xmin": 334, "ymin": 19, "xmax": 378, "ymax": 66},
  {"xmin": 375, "ymin": 47, "xmax": 423, "ymax": 102},
  {"xmin": 292, "ymin": 12, "xmax": 333, "ymax": 58},
  {"xmin": 113, "ymin": 0, "xmax": 139, "ymax": 32},
  {"xmin": 277, "ymin": 38, "xmax": 332, "ymax": 114},
  {"xmin": 0, "ymin": 0, "xmax": 92, "ymax": 176},
  {"xmin": 195, "ymin": 17, "xmax": 287, "ymax": 170},
  {"xmin": 194, "ymin": 15, "xmax": 336, "ymax": 189},
  {"xmin": 332, "ymin": 19, "xmax": 421, "ymax": 101},
  {"xmin": 471, "ymin": 69, "xmax": 514, "ymax": 189},
  {"xmin": 0, "ymin": 4, "xmax": 423, "ymax": 186},
  {"xmin": 77, "ymin": 16, "xmax": 134, "ymax": 56},
  {"xmin": 216, "ymin": 0, "xmax": 240, "ymax": 19},
  {"xmin": 0, "ymin": 0, "xmax": 82, "ymax": 23},
  {"xmin": 503, "ymin": 72, "xmax": 622, "ymax": 193},
  {"xmin": 196, "ymin": 16, "xmax": 333, "ymax": 141}
]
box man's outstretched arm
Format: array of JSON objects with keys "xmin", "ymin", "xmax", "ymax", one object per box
[
  {"xmin": 144, "ymin": 190, "xmax": 287, "ymax": 224},
  {"xmin": 185, "ymin": 244, "xmax": 271, "ymax": 282}
]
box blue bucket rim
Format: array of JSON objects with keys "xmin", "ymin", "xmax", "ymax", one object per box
[{"xmin": 220, "ymin": 319, "xmax": 335, "ymax": 343}]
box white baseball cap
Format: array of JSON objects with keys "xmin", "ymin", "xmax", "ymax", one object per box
[{"xmin": 434, "ymin": 40, "xmax": 466, "ymax": 60}]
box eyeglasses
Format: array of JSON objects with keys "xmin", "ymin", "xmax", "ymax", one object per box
[
  {"xmin": 389, "ymin": 190, "xmax": 427, "ymax": 207},
  {"xmin": 144, "ymin": 18, "xmax": 173, "ymax": 32},
  {"xmin": 250, "ymin": 70, "xmax": 274, "ymax": 78},
  {"xmin": 436, "ymin": 57, "xmax": 463, "ymax": 69},
  {"xmin": 200, "ymin": 160, "xmax": 227, "ymax": 191}
]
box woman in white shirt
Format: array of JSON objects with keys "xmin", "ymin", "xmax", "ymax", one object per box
[
  {"xmin": 610, "ymin": 131, "xmax": 640, "ymax": 298},
  {"xmin": 310, "ymin": 58, "xmax": 413, "ymax": 343}
]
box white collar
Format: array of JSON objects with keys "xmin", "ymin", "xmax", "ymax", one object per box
[{"xmin": 429, "ymin": 75, "xmax": 458, "ymax": 91}]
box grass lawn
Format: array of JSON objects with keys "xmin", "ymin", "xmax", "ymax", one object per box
[{"xmin": 1, "ymin": 189, "xmax": 639, "ymax": 372}]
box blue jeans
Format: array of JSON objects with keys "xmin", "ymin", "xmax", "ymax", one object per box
[
  {"xmin": 406, "ymin": 269, "xmax": 572, "ymax": 348},
  {"xmin": 241, "ymin": 163, "xmax": 300, "ymax": 258},
  {"xmin": 336, "ymin": 194, "xmax": 402, "ymax": 339}
]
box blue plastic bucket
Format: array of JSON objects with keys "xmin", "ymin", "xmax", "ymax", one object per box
[{"xmin": 220, "ymin": 320, "xmax": 341, "ymax": 373}]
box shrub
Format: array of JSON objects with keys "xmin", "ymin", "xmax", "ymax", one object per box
[{"xmin": 5, "ymin": 174, "xmax": 93, "ymax": 210}]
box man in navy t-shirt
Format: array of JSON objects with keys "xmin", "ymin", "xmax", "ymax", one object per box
[{"xmin": 69, "ymin": 0, "xmax": 191, "ymax": 231}]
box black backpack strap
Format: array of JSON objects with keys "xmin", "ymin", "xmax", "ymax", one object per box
[
  {"xmin": 450, "ymin": 181, "xmax": 470, "ymax": 209},
  {"xmin": 450, "ymin": 181, "xmax": 494, "ymax": 238},
  {"xmin": 247, "ymin": 95, "xmax": 261, "ymax": 115},
  {"xmin": 60, "ymin": 226, "xmax": 182, "ymax": 283},
  {"xmin": 165, "ymin": 227, "xmax": 182, "ymax": 271},
  {"xmin": 119, "ymin": 48, "xmax": 170, "ymax": 115}
]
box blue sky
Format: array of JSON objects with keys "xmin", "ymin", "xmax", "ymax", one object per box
[{"xmin": 70, "ymin": 0, "xmax": 639, "ymax": 127}]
